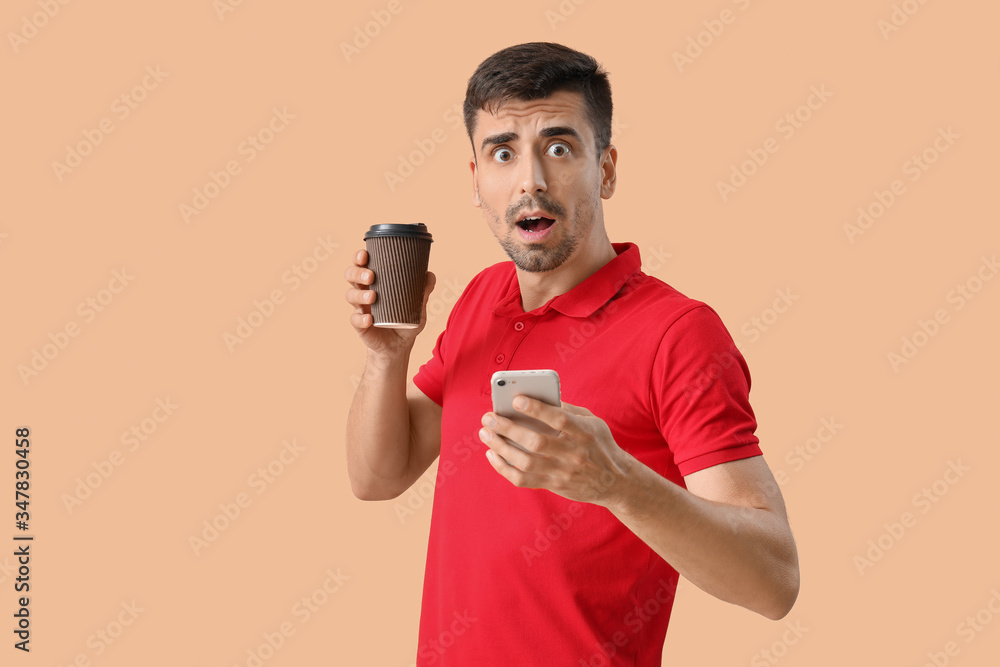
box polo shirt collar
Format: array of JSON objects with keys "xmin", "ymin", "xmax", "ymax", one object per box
[{"xmin": 493, "ymin": 242, "xmax": 641, "ymax": 318}]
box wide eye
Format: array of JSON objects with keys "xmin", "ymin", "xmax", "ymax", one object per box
[
  {"xmin": 492, "ymin": 147, "xmax": 513, "ymax": 163},
  {"xmin": 546, "ymin": 142, "xmax": 570, "ymax": 157}
]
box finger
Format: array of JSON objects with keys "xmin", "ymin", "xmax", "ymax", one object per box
[
  {"xmin": 423, "ymin": 271, "xmax": 437, "ymax": 301},
  {"xmin": 345, "ymin": 286, "xmax": 377, "ymax": 308},
  {"xmin": 354, "ymin": 249, "xmax": 368, "ymax": 266},
  {"xmin": 559, "ymin": 401, "xmax": 592, "ymax": 417},
  {"xmin": 416, "ymin": 272, "xmax": 436, "ymax": 328},
  {"xmin": 345, "ymin": 265, "xmax": 375, "ymax": 287},
  {"xmin": 512, "ymin": 396, "xmax": 579, "ymax": 434},
  {"xmin": 349, "ymin": 311, "xmax": 374, "ymax": 330},
  {"xmin": 485, "ymin": 447, "xmax": 517, "ymax": 478},
  {"xmin": 483, "ymin": 441, "xmax": 538, "ymax": 488},
  {"xmin": 482, "ymin": 412, "xmax": 545, "ymax": 454},
  {"xmin": 485, "ymin": 433, "xmax": 529, "ymax": 469}
]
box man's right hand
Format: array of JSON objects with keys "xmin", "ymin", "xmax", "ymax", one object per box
[
  {"xmin": 344, "ymin": 249, "xmax": 437, "ymax": 359},
  {"xmin": 344, "ymin": 249, "xmax": 443, "ymax": 500}
]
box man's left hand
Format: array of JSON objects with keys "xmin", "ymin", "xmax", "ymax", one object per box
[{"xmin": 479, "ymin": 396, "xmax": 634, "ymax": 506}]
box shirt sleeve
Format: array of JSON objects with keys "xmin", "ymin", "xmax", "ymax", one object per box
[
  {"xmin": 412, "ymin": 269, "xmax": 485, "ymax": 406},
  {"xmin": 413, "ymin": 328, "xmax": 446, "ymax": 406},
  {"xmin": 650, "ymin": 304, "xmax": 762, "ymax": 476}
]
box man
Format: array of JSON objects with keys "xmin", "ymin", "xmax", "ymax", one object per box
[{"xmin": 345, "ymin": 42, "xmax": 799, "ymax": 666}]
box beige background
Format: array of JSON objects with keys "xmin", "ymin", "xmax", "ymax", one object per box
[{"xmin": 3, "ymin": 0, "xmax": 998, "ymax": 665}]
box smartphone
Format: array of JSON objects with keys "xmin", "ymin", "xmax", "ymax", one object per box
[{"xmin": 490, "ymin": 369, "xmax": 562, "ymax": 450}]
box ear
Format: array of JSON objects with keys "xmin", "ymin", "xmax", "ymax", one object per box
[
  {"xmin": 470, "ymin": 157, "xmax": 482, "ymax": 208},
  {"xmin": 599, "ymin": 145, "xmax": 618, "ymax": 199}
]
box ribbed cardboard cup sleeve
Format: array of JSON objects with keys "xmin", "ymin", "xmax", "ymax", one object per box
[{"xmin": 363, "ymin": 224, "xmax": 432, "ymax": 329}]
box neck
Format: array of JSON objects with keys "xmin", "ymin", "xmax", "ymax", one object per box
[{"xmin": 517, "ymin": 233, "xmax": 617, "ymax": 312}]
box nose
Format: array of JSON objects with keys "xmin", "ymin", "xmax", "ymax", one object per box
[{"xmin": 518, "ymin": 151, "xmax": 547, "ymax": 195}]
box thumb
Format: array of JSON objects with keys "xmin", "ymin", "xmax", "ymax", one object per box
[
  {"xmin": 423, "ymin": 271, "xmax": 437, "ymax": 304},
  {"xmin": 415, "ymin": 271, "xmax": 437, "ymax": 330}
]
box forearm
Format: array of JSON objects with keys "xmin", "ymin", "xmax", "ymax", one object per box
[
  {"xmin": 346, "ymin": 348, "xmax": 415, "ymax": 500},
  {"xmin": 606, "ymin": 458, "xmax": 799, "ymax": 619}
]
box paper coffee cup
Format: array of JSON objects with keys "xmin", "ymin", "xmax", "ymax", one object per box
[{"xmin": 363, "ymin": 223, "xmax": 433, "ymax": 328}]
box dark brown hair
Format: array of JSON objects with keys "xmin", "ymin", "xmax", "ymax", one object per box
[{"xmin": 463, "ymin": 42, "xmax": 613, "ymax": 161}]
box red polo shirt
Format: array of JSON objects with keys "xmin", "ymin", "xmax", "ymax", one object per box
[{"xmin": 412, "ymin": 243, "xmax": 761, "ymax": 666}]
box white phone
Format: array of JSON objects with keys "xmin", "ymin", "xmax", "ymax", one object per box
[{"xmin": 490, "ymin": 369, "xmax": 562, "ymax": 450}]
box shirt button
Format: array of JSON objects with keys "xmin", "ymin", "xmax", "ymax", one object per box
[
  {"xmin": 514, "ymin": 321, "xmax": 525, "ymax": 331},
  {"xmin": 495, "ymin": 354, "xmax": 505, "ymax": 364}
]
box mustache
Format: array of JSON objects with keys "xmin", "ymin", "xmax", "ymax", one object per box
[{"xmin": 505, "ymin": 195, "xmax": 566, "ymax": 225}]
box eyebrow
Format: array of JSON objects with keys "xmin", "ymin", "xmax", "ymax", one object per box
[
  {"xmin": 480, "ymin": 132, "xmax": 517, "ymax": 153},
  {"xmin": 479, "ymin": 126, "xmax": 583, "ymax": 154}
]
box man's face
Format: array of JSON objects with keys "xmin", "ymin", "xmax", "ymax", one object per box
[{"xmin": 469, "ymin": 89, "xmax": 616, "ymax": 273}]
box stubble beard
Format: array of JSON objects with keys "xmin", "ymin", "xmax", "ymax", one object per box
[{"xmin": 485, "ymin": 193, "xmax": 597, "ymax": 274}]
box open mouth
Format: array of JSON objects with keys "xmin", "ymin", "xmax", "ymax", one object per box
[{"xmin": 516, "ymin": 216, "xmax": 556, "ymax": 233}]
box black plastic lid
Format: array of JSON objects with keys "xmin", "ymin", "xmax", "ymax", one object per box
[{"xmin": 364, "ymin": 223, "xmax": 433, "ymax": 241}]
